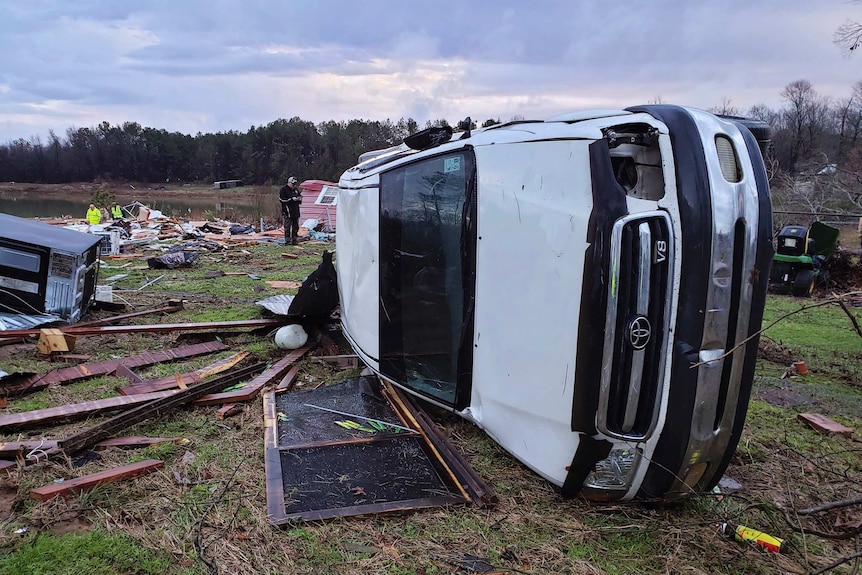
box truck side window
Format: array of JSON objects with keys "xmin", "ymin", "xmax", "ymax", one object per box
[{"xmin": 378, "ymin": 150, "xmax": 476, "ymax": 406}]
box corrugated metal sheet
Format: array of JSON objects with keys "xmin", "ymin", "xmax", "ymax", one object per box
[{"xmin": 0, "ymin": 313, "xmax": 61, "ymax": 331}]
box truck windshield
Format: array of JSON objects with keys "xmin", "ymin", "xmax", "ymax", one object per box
[{"xmin": 379, "ymin": 150, "xmax": 476, "ymax": 406}]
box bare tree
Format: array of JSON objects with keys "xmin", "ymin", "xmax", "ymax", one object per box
[
  {"xmin": 779, "ymin": 80, "xmax": 831, "ymax": 173},
  {"xmin": 834, "ymin": 0, "xmax": 862, "ymax": 55},
  {"xmin": 832, "ymin": 80, "xmax": 862, "ymax": 161},
  {"xmin": 709, "ymin": 97, "xmax": 741, "ymax": 116}
]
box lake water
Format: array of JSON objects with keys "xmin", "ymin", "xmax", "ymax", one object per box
[{"xmin": 0, "ymin": 188, "xmax": 283, "ymax": 224}]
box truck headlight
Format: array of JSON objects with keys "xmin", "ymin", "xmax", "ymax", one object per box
[{"xmin": 584, "ymin": 447, "xmax": 639, "ymax": 490}]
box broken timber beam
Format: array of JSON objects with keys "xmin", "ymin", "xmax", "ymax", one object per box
[
  {"xmin": 0, "ymin": 318, "xmax": 285, "ymax": 339},
  {"xmin": 30, "ymin": 459, "xmax": 164, "ymax": 501},
  {"xmin": 73, "ymin": 301, "xmax": 184, "ymax": 328},
  {"xmin": 275, "ymin": 366, "xmax": 300, "ymax": 392},
  {"xmin": 193, "ymin": 344, "xmax": 312, "ymax": 406},
  {"xmin": 117, "ymin": 351, "xmax": 249, "ymax": 395},
  {"xmin": 216, "ymin": 404, "xmax": 243, "ymax": 420},
  {"xmin": 385, "ymin": 383, "xmax": 498, "ymax": 507},
  {"xmin": 0, "ymin": 391, "xmax": 177, "ymax": 431},
  {"xmin": 59, "ymin": 363, "xmax": 266, "ymax": 454},
  {"xmin": 3, "ymin": 341, "xmax": 228, "ymax": 398}
]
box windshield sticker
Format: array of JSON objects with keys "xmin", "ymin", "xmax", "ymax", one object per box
[{"xmin": 443, "ymin": 157, "xmax": 461, "ymax": 173}]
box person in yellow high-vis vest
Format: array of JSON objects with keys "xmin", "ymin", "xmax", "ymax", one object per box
[
  {"xmin": 86, "ymin": 203, "xmax": 102, "ymax": 225},
  {"xmin": 110, "ymin": 203, "xmax": 123, "ymax": 219}
]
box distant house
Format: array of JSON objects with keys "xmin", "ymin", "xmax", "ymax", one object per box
[
  {"xmin": 298, "ymin": 180, "xmax": 339, "ymax": 232},
  {"xmin": 214, "ymin": 179, "xmax": 242, "ymax": 189}
]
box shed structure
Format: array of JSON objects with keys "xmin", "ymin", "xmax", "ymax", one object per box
[{"xmin": 298, "ymin": 180, "xmax": 339, "ymax": 232}]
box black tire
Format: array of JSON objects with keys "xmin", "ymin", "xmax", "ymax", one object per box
[
  {"xmin": 716, "ymin": 115, "xmax": 772, "ymax": 141},
  {"xmin": 791, "ymin": 269, "xmax": 815, "ymax": 297},
  {"xmin": 716, "ymin": 115, "xmax": 772, "ymax": 157}
]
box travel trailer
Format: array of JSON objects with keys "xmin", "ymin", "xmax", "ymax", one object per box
[{"xmin": 335, "ymin": 105, "xmax": 773, "ymax": 500}]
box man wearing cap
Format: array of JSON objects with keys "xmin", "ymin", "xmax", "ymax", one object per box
[{"xmin": 279, "ymin": 176, "xmax": 302, "ymax": 245}]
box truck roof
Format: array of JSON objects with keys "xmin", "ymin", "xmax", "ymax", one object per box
[{"xmin": 340, "ymin": 109, "xmax": 664, "ymax": 183}]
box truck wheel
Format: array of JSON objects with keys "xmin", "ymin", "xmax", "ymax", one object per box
[
  {"xmin": 716, "ymin": 116, "xmax": 772, "ymax": 147},
  {"xmin": 791, "ymin": 269, "xmax": 815, "ymax": 297}
]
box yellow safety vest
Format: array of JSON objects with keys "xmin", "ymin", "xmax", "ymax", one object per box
[
  {"xmin": 86, "ymin": 207, "xmax": 102, "ymax": 225},
  {"xmin": 111, "ymin": 205, "xmax": 122, "ymax": 218}
]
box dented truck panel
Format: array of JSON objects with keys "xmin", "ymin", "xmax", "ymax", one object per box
[{"xmin": 336, "ymin": 105, "xmax": 772, "ymax": 500}]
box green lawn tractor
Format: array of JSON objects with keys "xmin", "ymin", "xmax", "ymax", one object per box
[{"xmin": 769, "ymin": 221, "xmax": 840, "ymax": 297}]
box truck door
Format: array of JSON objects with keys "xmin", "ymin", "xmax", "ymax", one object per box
[{"xmin": 378, "ymin": 150, "xmax": 477, "ymax": 407}]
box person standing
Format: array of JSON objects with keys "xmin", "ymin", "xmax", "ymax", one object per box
[
  {"xmin": 86, "ymin": 203, "xmax": 102, "ymax": 225},
  {"xmin": 110, "ymin": 202, "xmax": 123, "ymax": 220},
  {"xmin": 279, "ymin": 176, "xmax": 302, "ymax": 245}
]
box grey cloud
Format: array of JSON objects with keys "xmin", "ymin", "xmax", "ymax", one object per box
[{"xmin": 0, "ymin": 0, "xmax": 859, "ymax": 142}]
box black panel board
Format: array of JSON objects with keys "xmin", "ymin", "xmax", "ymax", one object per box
[{"xmin": 280, "ymin": 436, "xmax": 449, "ymax": 515}]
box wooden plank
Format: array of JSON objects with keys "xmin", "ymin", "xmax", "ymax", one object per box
[
  {"xmin": 275, "ymin": 495, "xmax": 465, "ymax": 524},
  {"xmin": 73, "ymin": 301, "xmax": 184, "ymax": 328},
  {"xmin": 386, "ymin": 383, "xmax": 497, "ymax": 507},
  {"xmin": 275, "ymin": 366, "xmax": 300, "ymax": 392},
  {"xmin": 216, "ymin": 404, "xmax": 243, "ymax": 420},
  {"xmin": 195, "ymin": 344, "xmax": 312, "ymax": 406},
  {"xmin": 58, "ymin": 363, "xmax": 266, "ymax": 454},
  {"xmin": 30, "ymin": 459, "xmax": 164, "ymax": 501},
  {"xmin": 0, "ymin": 391, "xmax": 177, "ymax": 431},
  {"xmin": 0, "ymin": 319, "xmax": 284, "ymax": 338},
  {"xmin": 197, "ymin": 351, "xmax": 249, "ymax": 378},
  {"xmin": 117, "ymin": 351, "xmax": 249, "ymax": 395},
  {"xmin": 1, "ymin": 460, "xmax": 17, "ymax": 473},
  {"xmin": 265, "ymin": 280, "xmax": 302, "ymax": 289},
  {"xmin": 381, "ymin": 384, "xmax": 470, "ymax": 504},
  {"xmin": 263, "ymin": 391, "xmax": 286, "ymax": 524},
  {"xmin": 5, "ymin": 341, "xmax": 228, "ymax": 397},
  {"xmin": 798, "ymin": 413, "xmax": 854, "ymax": 438},
  {"xmin": 118, "ymin": 372, "xmax": 202, "ymax": 395}
]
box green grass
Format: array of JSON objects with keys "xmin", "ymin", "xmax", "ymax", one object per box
[
  {"xmin": 0, "ymin": 530, "xmax": 175, "ymax": 575},
  {"xmin": 3, "ymin": 245, "xmax": 861, "ymax": 575},
  {"xmin": 762, "ymin": 295, "xmax": 862, "ymax": 355}
]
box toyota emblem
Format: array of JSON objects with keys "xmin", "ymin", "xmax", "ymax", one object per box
[{"xmin": 627, "ymin": 316, "xmax": 652, "ymax": 350}]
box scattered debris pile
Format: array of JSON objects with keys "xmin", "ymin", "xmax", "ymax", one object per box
[
  {"xmin": 823, "ymin": 247, "xmax": 862, "ymax": 293},
  {"xmin": 58, "ymin": 202, "xmax": 332, "ymax": 256}
]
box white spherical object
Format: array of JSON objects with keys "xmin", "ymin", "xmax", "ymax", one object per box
[{"xmin": 274, "ymin": 324, "xmax": 308, "ymax": 349}]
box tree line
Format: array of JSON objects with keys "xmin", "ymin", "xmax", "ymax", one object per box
[{"xmin": 1, "ymin": 79, "xmax": 861, "ymax": 216}]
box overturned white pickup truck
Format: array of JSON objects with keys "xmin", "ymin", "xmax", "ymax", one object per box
[{"xmin": 335, "ymin": 105, "xmax": 773, "ymax": 500}]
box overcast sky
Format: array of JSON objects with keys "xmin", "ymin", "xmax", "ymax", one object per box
[{"xmin": 0, "ymin": 1, "xmax": 859, "ymax": 143}]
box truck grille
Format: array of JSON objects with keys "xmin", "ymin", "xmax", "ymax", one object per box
[{"xmin": 597, "ymin": 213, "xmax": 673, "ymax": 440}]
